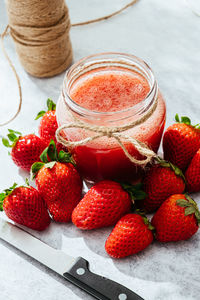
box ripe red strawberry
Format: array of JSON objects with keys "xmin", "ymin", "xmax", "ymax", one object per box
[
  {"xmin": 185, "ymin": 148, "xmax": 200, "ymax": 193},
  {"xmin": 163, "ymin": 114, "xmax": 200, "ymax": 170},
  {"xmin": 0, "ymin": 182, "xmax": 50, "ymax": 231},
  {"xmin": 31, "ymin": 140, "xmax": 82, "ymax": 222},
  {"xmin": 72, "ymin": 181, "xmax": 146, "ymax": 230},
  {"xmin": 151, "ymin": 194, "xmax": 200, "ymax": 242},
  {"xmin": 105, "ymin": 213, "xmax": 154, "ymax": 258},
  {"xmin": 143, "ymin": 158, "xmax": 185, "ymax": 213},
  {"xmin": 35, "ymin": 98, "xmax": 64, "ymax": 152},
  {"xmin": 2, "ymin": 129, "xmax": 46, "ymax": 171}
]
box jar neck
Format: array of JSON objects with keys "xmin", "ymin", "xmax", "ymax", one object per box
[{"xmin": 62, "ymin": 52, "xmax": 158, "ymax": 125}]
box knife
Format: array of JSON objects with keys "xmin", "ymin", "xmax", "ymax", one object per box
[{"xmin": 0, "ymin": 218, "xmax": 144, "ymax": 300}]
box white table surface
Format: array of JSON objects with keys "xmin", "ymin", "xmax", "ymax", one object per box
[{"xmin": 0, "ymin": 0, "xmax": 200, "ymax": 299}]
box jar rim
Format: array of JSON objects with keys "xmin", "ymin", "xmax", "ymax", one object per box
[{"xmin": 62, "ymin": 52, "xmax": 158, "ymax": 118}]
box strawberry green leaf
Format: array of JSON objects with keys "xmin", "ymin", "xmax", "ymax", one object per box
[
  {"xmin": 121, "ymin": 182, "xmax": 146, "ymax": 201},
  {"xmin": 176, "ymin": 199, "xmax": 190, "ymax": 207},
  {"xmin": 148, "ymin": 223, "xmax": 155, "ymax": 231},
  {"xmin": 40, "ymin": 146, "xmax": 49, "ymax": 163},
  {"xmin": 171, "ymin": 164, "xmax": 186, "ymax": 182},
  {"xmin": 0, "ymin": 183, "xmax": 18, "ymax": 210},
  {"xmin": 7, "ymin": 133, "xmax": 17, "ymax": 142},
  {"xmin": 132, "ymin": 190, "xmax": 147, "ymax": 200},
  {"xmin": 175, "ymin": 114, "xmax": 192, "ymax": 125},
  {"xmin": 45, "ymin": 161, "xmax": 56, "ymax": 169},
  {"xmin": 47, "ymin": 140, "xmax": 58, "ymax": 162},
  {"xmin": 58, "ymin": 150, "xmax": 75, "ymax": 165},
  {"xmin": 185, "ymin": 206, "xmax": 196, "ymax": 216},
  {"xmin": 35, "ymin": 110, "xmax": 46, "ymax": 120},
  {"xmin": 194, "ymin": 211, "xmax": 200, "ymax": 225},
  {"xmin": 4, "ymin": 183, "xmax": 18, "ymax": 194},
  {"xmin": 40, "ymin": 140, "xmax": 75, "ymax": 166},
  {"xmin": 25, "ymin": 178, "xmax": 30, "ymax": 186},
  {"xmin": 175, "ymin": 115, "xmax": 200, "ymax": 128},
  {"xmin": 40, "ymin": 140, "xmax": 58, "ymax": 163},
  {"xmin": 2, "ymin": 129, "xmax": 21, "ymax": 149},
  {"xmin": 175, "ymin": 113, "xmax": 180, "ymax": 123},
  {"xmin": 35, "ymin": 99, "xmax": 56, "ymax": 120},
  {"xmin": 0, "ymin": 193, "xmax": 5, "ymax": 211},
  {"xmin": 181, "ymin": 116, "xmax": 191, "ymax": 125},
  {"xmin": 31, "ymin": 162, "xmax": 45, "ymax": 179},
  {"xmin": 185, "ymin": 194, "xmax": 198, "ymax": 207},
  {"xmin": 132, "ymin": 183, "xmax": 143, "ymax": 190},
  {"xmin": 2, "ymin": 138, "xmax": 12, "ymax": 148},
  {"xmin": 182, "ymin": 195, "xmax": 200, "ymax": 224},
  {"xmin": 135, "ymin": 210, "xmax": 155, "ymax": 231},
  {"xmin": 156, "ymin": 157, "xmax": 186, "ymax": 182},
  {"xmin": 47, "ymin": 98, "xmax": 56, "ymax": 111},
  {"xmin": 8, "ymin": 129, "xmax": 21, "ymax": 135}
]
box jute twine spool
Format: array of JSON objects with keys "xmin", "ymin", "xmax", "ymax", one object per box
[{"xmin": 6, "ymin": 0, "xmax": 72, "ymax": 78}]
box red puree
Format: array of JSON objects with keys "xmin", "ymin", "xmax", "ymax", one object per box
[
  {"xmin": 70, "ymin": 70, "xmax": 166, "ymax": 182},
  {"xmin": 70, "ymin": 71, "xmax": 150, "ymax": 112}
]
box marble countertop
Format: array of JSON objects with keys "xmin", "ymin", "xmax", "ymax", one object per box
[{"xmin": 0, "ymin": 0, "xmax": 200, "ymax": 299}]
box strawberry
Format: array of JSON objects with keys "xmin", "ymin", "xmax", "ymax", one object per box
[
  {"xmin": 35, "ymin": 98, "xmax": 64, "ymax": 152},
  {"xmin": 163, "ymin": 114, "xmax": 200, "ymax": 170},
  {"xmin": 31, "ymin": 140, "xmax": 82, "ymax": 222},
  {"xmin": 2, "ymin": 129, "xmax": 46, "ymax": 171},
  {"xmin": 0, "ymin": 181, "xmax": 50, "ymax": 231},
  {"xmin": 143, "ymin": 158, "xmax": 185, "ymax": 213},
  {"xmin": 185, "ymin": 148, "xmax": 200, "ymax": 193},
  {"xmin": 72, "ymin": 181, "xmax": 146, "ymax": 230},
  {"xmin": 152, "ymin": 194, "xmax": 200, "ymax": 242},
  {"xmin": 105, "ymin": 213, "xmax": 154, "ymax": 258}
]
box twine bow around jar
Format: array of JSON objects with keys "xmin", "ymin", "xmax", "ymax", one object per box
[{"xmin": 56, "ymin": 95, "xmax": 159, "ymax": 166}]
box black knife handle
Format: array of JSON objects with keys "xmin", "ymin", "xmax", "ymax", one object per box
[{"xmin": 63, "ymin": 257, "xmax": 144, "ymax": 300}]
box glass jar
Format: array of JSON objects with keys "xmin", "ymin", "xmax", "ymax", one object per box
[{"xmin": 56, "ymin": 53, "xmax": 166, "ymax": 184}]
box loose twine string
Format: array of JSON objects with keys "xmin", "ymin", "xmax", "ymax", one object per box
[{"xmin": 0, "ymin": 0, "xmax": 138, "ymax": 127}]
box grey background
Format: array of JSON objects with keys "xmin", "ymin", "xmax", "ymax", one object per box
[{"xmin": 0, "ymin": 0, "xmax": 200, "ymax": 299}]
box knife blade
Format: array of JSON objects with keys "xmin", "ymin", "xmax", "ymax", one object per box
[{"xmin": 0, "ymin": 218, "xmax": 144, "ymax": 300}]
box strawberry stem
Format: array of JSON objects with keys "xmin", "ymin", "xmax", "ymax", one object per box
[{"xmin": 47, "ymin": 98, "xmax": 56, "ymax": 111}]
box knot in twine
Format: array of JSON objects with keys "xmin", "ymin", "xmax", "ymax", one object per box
[
  {"xmin": 56, "ymin": 96, "xmax": 158, "ymax": 166},
  {"xmin": 6, "ymin": 0, "xmax": 72, "ymax": 78}
]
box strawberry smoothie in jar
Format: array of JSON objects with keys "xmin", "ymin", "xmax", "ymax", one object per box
[{"xmin": 56, "ymin": 53, "xmax": 166, "ymax": 184}]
